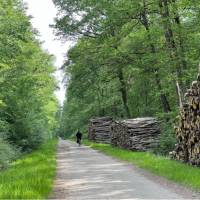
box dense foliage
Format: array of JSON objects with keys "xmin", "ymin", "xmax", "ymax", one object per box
[
  {"xmin": 53, "ymin": 0, "xmax": 200, "ymax": 153},
  {"xmin": 0, "ymin": 0, "xmax": 59, "ymax": 168}
]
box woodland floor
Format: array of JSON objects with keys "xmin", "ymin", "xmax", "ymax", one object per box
[{"xmin": 50, "ymin": 139, "xmax": 200, "ymax": 199}]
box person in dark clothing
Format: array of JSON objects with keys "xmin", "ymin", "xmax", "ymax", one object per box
[{"xmin": 76, "ymin": 130, "xmax": 82, "ymax": 146}]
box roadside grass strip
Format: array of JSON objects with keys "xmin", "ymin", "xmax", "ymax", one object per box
[
  {"xmin": 83, "ymin": 140, "xmax": 200, "ymax": 191},
  {"xmin": 0, "ymin": 140, "xmax": 57, "ymax": 199}
]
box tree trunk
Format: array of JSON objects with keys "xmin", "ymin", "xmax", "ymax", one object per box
[
  {"xmin": 117, "ymin": 67, "xmax": 131, "ymax": 118},
  {"xmin": 140, "ymin": 0, "xmax": 171, "ymax": 112},
  {"xmin": 176, "ymin": 80, "xmax": 183, "ymax": 109},
  {"xmin": 158, "ymin": 0, "xmax": 184, "ymax": 107},
  {"xmin": 171, "ymin": 0, "xmax": 188, "ymax": 90}
]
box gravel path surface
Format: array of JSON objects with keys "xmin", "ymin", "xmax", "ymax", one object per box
[{"xmin": 50, "ymin": 139, "xmax": 200, "ymax": 199}]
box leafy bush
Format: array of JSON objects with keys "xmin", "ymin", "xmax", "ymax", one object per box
[
  {"xmin": 0, "ymin": 120, "xmax": 9, "ymax": 139},
  {"xmin": 155, "ymin": 112, "xmax": 177, "ymax": 155},
  {"xmin": 0, "ymin": 140, "xmax": 57, "ymax": 199},
  {"xmin": 18, "ymin": 131, "xmax": 46, "ymax": 152},
  {"xmin": 0, "ymin": 139, "xmax": 19, "ymax": 169},
  {"xmin": 0, "ymin": 120, "xmax": 19, "ymax": 169},
  {"xmin": 156, "ymin": 126, "xmax": 177, "ymax": 155}
]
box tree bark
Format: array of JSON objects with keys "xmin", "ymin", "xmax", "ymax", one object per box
[
  {"xmin": 176, "ymin": 80, "xmax": 183, "ymax": 109},
  {"xmin": 158, "ymin": 0, "xmax": 184, "ymax": 108},
  {"xmin": 117, "ymin": 67, "xmax": 131, "ymax": 118},
  {"xmin": 140, "ymin": 0, "xmax": 171, "ymax": 112}
]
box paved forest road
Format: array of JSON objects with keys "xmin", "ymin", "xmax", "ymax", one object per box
[{"xmin": 50, "ymin": 139, "xmax": 199, "ymax": 199}]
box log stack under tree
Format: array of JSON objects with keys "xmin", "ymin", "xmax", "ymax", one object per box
[
  {"xmin": 111, "ymin": 118, "xmax": 160, "ymax": 151},
  {"xmin": 88, "ymin": 117, "xmax": 113, "ymax": 144},
  {"xmin": 170, "ymin": 74, "xmax": 200, "ymax": 166}
]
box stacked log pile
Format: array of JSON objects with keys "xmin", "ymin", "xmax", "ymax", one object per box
[
  {"xmin": 170, "ymin": 74, "xmax": 200, "ymax": 166},
  {"xmin": 111, "ymin": 118, "xmax": 160, "ymax": 151},
  {"xmin": 88, "ymin": 117, "xmax": 113, "ymax": 144}
]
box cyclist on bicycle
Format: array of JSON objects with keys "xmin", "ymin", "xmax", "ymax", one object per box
[{"xmin": 76, "ymin": 129, "xmax": 82, "ymax": 146}]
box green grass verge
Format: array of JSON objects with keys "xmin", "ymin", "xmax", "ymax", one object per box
[
  {"xmin": 0, "ymin": 139, "xmax": 58, "ymax": 199},
  {"xmin": 83, "ymin": 140, "xmax": 200, "ymax": 191}
]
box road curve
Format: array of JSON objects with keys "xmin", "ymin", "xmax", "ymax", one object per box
[{"xmin": 50, "ymin": 139, "xmax": 199, "ymax": 199}]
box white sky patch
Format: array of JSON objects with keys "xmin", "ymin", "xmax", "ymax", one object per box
[{"xmin": 23, "ymin": 0, "xmax": 72, "ymax": 105}]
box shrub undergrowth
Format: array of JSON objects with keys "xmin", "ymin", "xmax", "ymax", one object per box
[{"xmin": 0, "ymin": 139, "xmax": 57, "ymax": 199}]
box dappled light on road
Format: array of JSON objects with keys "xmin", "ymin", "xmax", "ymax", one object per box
[{"xmin": 50, "ymin": 140, "xmax": 188, "ymax": 199}]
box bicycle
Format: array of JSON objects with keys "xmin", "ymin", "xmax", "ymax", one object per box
[{"xmin": 77, "ymin": 138, "xmax": 82, "ymax": 146}]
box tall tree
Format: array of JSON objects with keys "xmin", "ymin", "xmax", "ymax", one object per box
[
  {"xmin": 53, "ymin": 0, "xmax": 200, "ymax": 140},
  {"xmin": 0, "ymin": 0, "xmax": 59, "ymax": 155}
]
